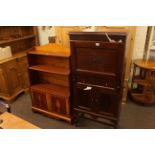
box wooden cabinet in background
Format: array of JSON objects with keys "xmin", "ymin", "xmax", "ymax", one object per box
[
  {"xmin": 27, "ymin": 44, "xmax": 71, "ymax": 123},
  {"xmin": 0, "ymin": 55, "xmax": 30, "ymax": 102},
  {"xmin": 0, "ymin": 26, "xmax": 37, "ymax": 102}
]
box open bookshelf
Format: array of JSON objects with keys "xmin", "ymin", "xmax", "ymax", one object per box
[{"xmin": 27, "ymin": 44, "xmax": 71, "ymax": 123}]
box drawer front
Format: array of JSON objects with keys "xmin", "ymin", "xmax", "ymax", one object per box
[
  {"xmin": 76, "ymin": 72, "xmax": 116, "ymax": 89},
  {"xmin": 71, "ymin": 41, "xmax": 125, "ymax": 82},
  {"xmin": 73, "ymin": 83, "xmax": 92, "ymax": 110}
]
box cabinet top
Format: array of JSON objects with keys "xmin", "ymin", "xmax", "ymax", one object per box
[
  {"xmin": 28, "ymin": 43, "xmax": 70, "ymax": 58},
  {"xmin": 69, "ymin": 31, "xmax": 127, "ymax": 35},
  {"xmin": 69, "ymin": 32, "xmax": 127, "ymax": 43}
]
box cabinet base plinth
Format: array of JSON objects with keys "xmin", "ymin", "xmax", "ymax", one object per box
[{"xmin": 32, "ymin": 106, "xmax": 72, "ymax": 123}]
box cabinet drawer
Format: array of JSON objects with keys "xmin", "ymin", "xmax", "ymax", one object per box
[
  {"xmin": 72, "ymin": 41, "xmax": 125, "ymax": 75},
  {"xmin": 76, "ymin": 73, "xmax": 116, "ymax": 89}
]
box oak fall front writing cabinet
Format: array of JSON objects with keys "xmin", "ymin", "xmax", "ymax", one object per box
[{"xmin": 69, "ymin": 32, "xmax": 126, "ymax": 128}]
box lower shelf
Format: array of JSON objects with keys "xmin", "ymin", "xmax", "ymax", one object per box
[{"xmin": 131, "ymin": 93, "xmax": 155, "ymax": 105}]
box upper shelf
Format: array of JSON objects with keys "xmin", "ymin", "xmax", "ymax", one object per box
[
  {"xmin": 28, "ymin": 43, "xmax": 70, "ymax": 58},
  {"xmin": 0, "ymin": 34, "xmax": 35, "ymax": 45},
  {"xmin": 29, "ymin": 65, "xmax": 70, "ymax": 75}
]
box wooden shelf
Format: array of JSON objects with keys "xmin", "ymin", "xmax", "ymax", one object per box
[
  {"xmin": 131, "ymin": 93, "xmax": 155, "ymax": 105},
  {"xmin": 0, "ymin": 34, "xmax": 35, "ymax": 45},
  {"xmin": 0, "ymin": 48, "xmax": 32, "ymax": 64},
  {"xmin": 133, "ymin": 79, "xmax": 150, "ymax": 86},
  {"xmin": 29, "ymin": 65, "xmax": 70, "ymax": 75},
  {"xmin": 31, "ymin": 84, "xmax": 70, "ymax": 97},
  {"xmin": 28, "ymin": 43, "xmax": 70, "ymax": 58}
]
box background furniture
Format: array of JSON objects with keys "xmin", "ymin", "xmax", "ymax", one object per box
[
  {"xmin": 27, "ymin": 43, "xmax": 71, "ymax": 123},
  {"xmin": 130, "ymin": 59, "xmax": 155, "ymax": 105},
  {"xmin": 69, "ymin": 32, "xmax": 127, "ymax": 128},
  {"xmin": 0, "ymin": 26, "xmax": 37, "ymax": 102},
  {"xmin": 0, "ymin": 101, "xmax": 11, "ymax": 113},
  {"xmin": 0, "ymin": 112, "xmax": 39, "ymax": 129},
  {"xmin": 55, "ymin": 26, "xmax": 136, "ymax": 103}
]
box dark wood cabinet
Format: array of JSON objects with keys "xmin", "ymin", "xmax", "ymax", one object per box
[{"xmin": 69, "ymin": 32, "xmax": 127, "ymax": 128}]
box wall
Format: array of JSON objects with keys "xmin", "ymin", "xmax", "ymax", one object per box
[
  {"xmin": 37, "ymin": 26, "xmax": 148, "ymax": 59},
  {"xmin": 128, "ymin": 26, "xmax": 148, "ymax": 87},
  {"xmin": 37, "ymin": 26, "xmax": 55, "ymax": 45},
  {"xmin": 132, "ymin": 26, "xmax": 148, "ymax": 60}
]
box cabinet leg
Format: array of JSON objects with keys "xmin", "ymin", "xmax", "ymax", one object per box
[
  {"xmin": 73, "ymin": 113, "xmax": 80, "ymax": 127},
  {"xmin": 113, "ymin": 121, "xmax": 119, "ymax": 129}
]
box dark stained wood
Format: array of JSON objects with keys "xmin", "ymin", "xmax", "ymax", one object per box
[{"xmin": 69, "ymin": 32, "xmax": 126, "ymax": 128}]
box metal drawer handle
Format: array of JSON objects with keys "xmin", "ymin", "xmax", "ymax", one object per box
[
  {"xmin": 95, "ymin": 43, "xmax": 100, "ymax": 46},
  {"xmin": 83, "ymin": 86, "xmax": 92, "ymax": 90}
]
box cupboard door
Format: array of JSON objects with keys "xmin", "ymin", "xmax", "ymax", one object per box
[
  {"xmin": 18, "ymin": 56, "xmax": 30, "ymax": 89},
  {"xmin": 49, "ymin": 95, "xmax": 70, "ymax": 116},
  {"xmin": 2, "ymin": 60, "xmax": 22, "ymax": 95},
  {"xmin": 92, "ymin": 88, "xmax": 121, "ymax": 117},
  {"xmin": 31, "ymin": 90, "xmax": 48, "ymax": 110},
  {"xmin": 73, "ymin": 83, "xmax": 92, "ymax": 111}
]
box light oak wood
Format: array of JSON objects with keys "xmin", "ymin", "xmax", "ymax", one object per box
[
  {"xmin": 55, "ymin": 26, "xmax": 80, "ymax": 47},
  {"xmin": 0, "ymin": 112, "xmax": 39, "ymax": 129},
  {"xmin": 30, "ymin": 43, "xmax": 70, "ymax": 57},
  {"xmin": 0, "ymin": 27, "xmax": 36, "ymax": 102}
]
